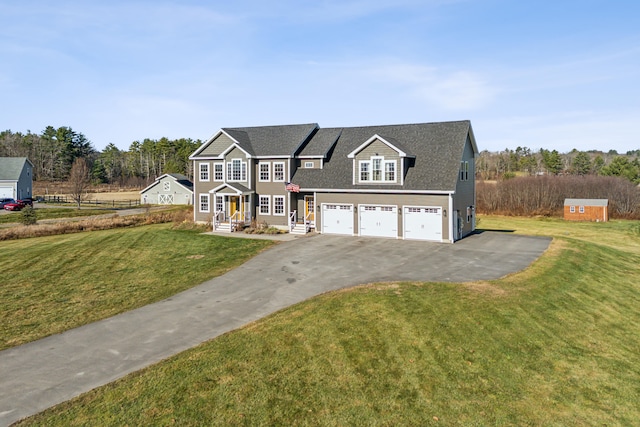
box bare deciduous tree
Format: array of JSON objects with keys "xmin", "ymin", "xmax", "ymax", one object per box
[{"xmin": 69, "ymin": 157, "xmax": 91, "ymax": 209}]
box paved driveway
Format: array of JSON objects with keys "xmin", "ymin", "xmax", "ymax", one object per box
[{"xmin": 0, "ymin": 231, "xmax": 550, "ymax": 426}]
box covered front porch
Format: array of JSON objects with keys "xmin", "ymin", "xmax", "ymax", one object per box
[
  {"xmin": 289, "ymin": 193, "xmax": 316, "ymax": 234},
  {"xmin": 210, "ymin": 183, "xmax": 254, "ymax": 232}
]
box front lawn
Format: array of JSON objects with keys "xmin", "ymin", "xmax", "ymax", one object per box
[
  {"xmin": 0, "ymin": 224, "xmax": 274, "ymax": 349},
  {"xmin": 17, "ymin": 216, "xmax": 640, "ymax": 425}
]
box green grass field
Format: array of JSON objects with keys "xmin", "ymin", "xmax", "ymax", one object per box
[
  {"xmin": 0, "ymin": 224, "xmax": 274, "ymax": 349},
  {"xmin": 14, "ymin": 216, "xmax": 640, "ymax": 425}
]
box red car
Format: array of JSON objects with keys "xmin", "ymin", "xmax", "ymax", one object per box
[{"xmin": 3, "ymin": 200, "xmax": 27, "ymax": 211}]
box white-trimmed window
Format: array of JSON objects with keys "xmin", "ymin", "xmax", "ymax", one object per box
[
  {"xmin": 372, "ymin": 157, "xmax": 382, "ymax": 181},
  {"xmin": 259, "ymin": 195, "xmax": 270, "ymax": 215},
  {"xmin": 385, "ymin": 161, "xmax": 395, "ymax": 181},
  {"xmin": 214, "ymin": 163, "xmax": 223, "ymax": 181},
  {"xmin": 304, "ymin": 161, "xmax": 314, "ymax": 168},
  {"xmin": 359, "ymin": 161, "xmax": 369, "ymax": 181},
  {"xmin": 358, "ymin": 157, "xmax": 397, "ymax": 183},
  {"xmin": 227, "ymin": 159, "xmax": 247, "ymax": 181},
  {"xmin": 199, "ymin": 194, "xmax": 210, "ymax": 213},
  {"xmin": 273, "ymin": 195, "xmax": 285, "ymax": 215},
  {"xmin": 579, "ymin": 206, "xmax": 585, "ymax": 213},
  {"xmin": 259, "ymin": 162, "xmax": 270, "ymax": 182},
  {"xmin": 163, "ymin": 181, "xmax": 170, "ymax": 191},
  {"xmin": 273, "ymin": 162, "xmax": 285, "ymax": 182},
  {"xmin": 570, "ymin": 206, "xmax": 576, "ymax": 213},
  {"xmin": 215, "ymin": 196, "xmax": 223, "ymax": 213},
  {"xmin": 199, "ymin": 163, "xmax": 209, "ymax": 181}
]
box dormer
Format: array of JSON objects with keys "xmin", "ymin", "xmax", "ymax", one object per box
[{"xmin": 347, "ymin": 134, "xmax": 414, "ymax": 185}]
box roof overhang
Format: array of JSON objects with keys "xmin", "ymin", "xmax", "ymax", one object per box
[
  {"xmin": 347, "ymin": 134, "xmax": 412, "ymax": 158},
  {"xmin": 209, "ymin": 182, "xmax": 254, "ymax": 195},
  {"xmin": 139, "ymin": 173, "xmax": 194, "ymax": 194},
  {"xmin": 189, "ymin": 129, "xmax": 253, "ymax": 159}
]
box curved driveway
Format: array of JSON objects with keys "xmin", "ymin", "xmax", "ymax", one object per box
[{"xmin": 0, "ymin": 231, "xmax": 550, "ymax": 426}]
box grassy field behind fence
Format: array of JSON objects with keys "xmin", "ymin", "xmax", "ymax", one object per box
[
  {"xmin": 0, "ymin": 224, "xmax": 274, "ymax": 350},
  {"xmin": 15, "ymin": 216, "xmax": 640, "ymax": 425}
]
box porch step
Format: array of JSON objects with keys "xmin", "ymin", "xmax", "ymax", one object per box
[
  {"xmin": 290, "ymin": 223, "xmax": 310, "ymax": 235},
  {"xmin": 214, "ymin": 222, "xmax": 231, "ymax": 232}
]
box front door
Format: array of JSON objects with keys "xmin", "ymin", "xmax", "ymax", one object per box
[
  {"xmin": 229, "ymin": 196, "xmax": 239, "ymax": 217},
  {"xmin": 305, "ymin": 195, "xmax": 315, "ymax": 223}
]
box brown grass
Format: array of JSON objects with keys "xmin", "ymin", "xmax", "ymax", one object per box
[{"xmin": 0, "ymin": 210, "xmax": 191, "ymax": 241}]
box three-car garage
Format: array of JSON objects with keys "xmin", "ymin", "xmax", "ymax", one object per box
[{"xmin": 320, "ymin": 202, "xmax": 443, "ymax": 242}]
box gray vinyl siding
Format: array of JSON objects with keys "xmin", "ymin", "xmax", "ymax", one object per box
[
  {"xmin": 198, "ymin": 133, "xmax": 235, "ymax": 157},
  {"xmin": 315, "ymin": 192, "xmax": 450, "ymax": 241},
  {"xmin": 453, "ymin": 136, "xmax": 476, "ymax": 238},
  {"xmin": 224, "ymin": 147, "xmax": 250, "ymax": 186},
  {"xmin": 356, "ymin": 139, "xmax": 400, "ymax": 160},
  {"xmin": 17, "ymin": 162, "xmax": 32, "ymax": 199},
  {"xmin": 354, "ymin": 139, "xmax": 401, "ymax": 185},
  {"xmin": 297, "ymin": 159, "xmax": 322, "ymax": 169}
]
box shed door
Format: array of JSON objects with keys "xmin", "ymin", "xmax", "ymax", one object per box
[
  {"xmin": 0, "ymin": 187, "xmax": 12, "ymax": 198},
  {"xmin": 403, "ymin": 206, "xmax": 442, "ymax": 241},
  {"xmin": 158, "ymin": 194, "xmax": 174, "ymax": 204},
  {"xmin": 322, "ymin": 204, "xmax": 353, "ymax": 235},
  {"xmin": 359, "ymin": 205, "xmax": 397, "ymax": 238}
]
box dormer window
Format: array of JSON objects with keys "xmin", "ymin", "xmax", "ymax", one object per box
[{"xmin": 359, "ymin": 156, "xmax": 397, "ymax": 183}]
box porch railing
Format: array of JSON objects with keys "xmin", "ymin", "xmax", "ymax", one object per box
[
  {"xmin": 213, "ymin": 210, "xmax": 224, "ymax": 231},
  {"xmin": 230, "ymin": 211, "xmax": 241, "ymax": 232},
  {"xmin": 304, "ymin": 212, "xmax": 313, "ymax": 232},
  {"xmin": 289, "ymin": 210, "xmax": 297, "ymax": 231}
]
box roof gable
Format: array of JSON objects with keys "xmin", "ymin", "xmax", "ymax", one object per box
[
  {"xmin": 190, "ymin": 124, "xmax": 318, "ymax": 159},
  {"xmin": 140, "ymin": 173, "xmax": 193, "ymax": 194},
  {"xmin": 293, "ymin": 120, "xmax": 475, "ymax": 192},
  {"xmin": 0, "ymin": 157, "xmax": 31, "ymax": 181},
  {"xmin": 347, "ymin": 134, "xmax": 412, "ymax": 158}
]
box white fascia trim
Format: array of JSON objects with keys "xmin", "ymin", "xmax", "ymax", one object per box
[
  {"xmin": 190, "ymin": 155, "xmax": 224, "ymax": 160},
  {"xmin": 448, "ymin": 194, "xmax": 454, "ymax": 243},
  {"xmin": 189, "ymin": 129, "xmax": 237, "ymax": 158},
  {"xmin": 297, "ymin": 155, "xmax": 325, "ymax": 159},
  {"xmin": 253, "ymin": 155, "xmax": 292, "ymax": 159},
  {"xmin": 347, "ymin": 134, "xmax": 407, "ymax": 159},
  {"xmin": 220, "ymin": 142, "xmax": 253, "ymax": 159},
  {"xmin": 301, "ymin": 188, "xmax": 454, "ymax": 195},
  {"xmin": 209, "ymin": 183, "xmax": 248, "ymax": 195},
  {"xmin": 467, "ymin": 123, "xmax": 479, "ymax": 157},
  {"xmin": 139, "ymin": 181, "xmax": 159, "ymax": 194}
]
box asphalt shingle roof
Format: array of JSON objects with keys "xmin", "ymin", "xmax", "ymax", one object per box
[
  {"xmin": 222, "ymin": 123, "xmax": 318, "ymax": 157},
  {"xmin": 292, "ymin": 121, "xmax": 473, "ymax": 192},
  {"xmin": 564, "ymin": 198, "xmax": 608, "ymax": 206},
  {"xmin": 0, "ymin": 157, "xmax": 30, "ymax": 180},
  {"xmin": 297, "ymin": 128, "xmax": 342, "ymax": 157}
]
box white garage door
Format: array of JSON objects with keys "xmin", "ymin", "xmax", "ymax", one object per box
[
  {"xmin": 359, "ymin": 205, "xmax": 397, "ymax": 238},
  {"xmin": 403, "ymin": 206, "xmax": 442, "ymax": 241},
  {"xmin": 0, "ymin": 187, "xmax": 13, "ymax": 198},
  {"xmin": 322, "ymin": 204, "xmax": 354, "ymax": 235}
]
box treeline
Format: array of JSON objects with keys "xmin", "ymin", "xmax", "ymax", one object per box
[
  {"xmin": 0, "ymin": 128, "xmax": 201, "ymax": 186},
  {"xmin": 477, "ymin": 175, "xmax": 640, "ymax": 219},
  {"xmin": 478, "ymin": 147, "xmax": 640, "ymax": 184}
]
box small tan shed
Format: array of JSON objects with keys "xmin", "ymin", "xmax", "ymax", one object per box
[{"xmin": 564, "ymin": 198, "xmax": 608, "ymax": 222}]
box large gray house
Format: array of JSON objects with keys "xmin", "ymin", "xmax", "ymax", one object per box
[
  {"xmin": 0, "ymin": 157, "xmax": 33, "ymax": 200},
  {"xmin": 190, "ymin": 120, "xmax": 477, "ymax": 242}
]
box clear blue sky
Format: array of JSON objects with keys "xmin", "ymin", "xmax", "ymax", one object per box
[{"xmin": 1, "ymin": 0, "xmax": 639, "ymax": 153}]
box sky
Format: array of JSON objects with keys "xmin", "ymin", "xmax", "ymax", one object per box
[{"xmin": 1, "ymin": 0, "xmax": 639, "ymax": 153}]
